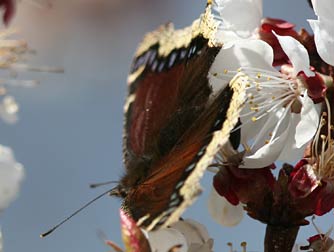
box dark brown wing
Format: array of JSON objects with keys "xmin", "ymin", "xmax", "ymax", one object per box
[
  {"xmin": 123, "ymin": 76, "xmax": 246, "ymax": 230},
  {"xmin": 122, "ymin": 20, "xmax": 220, "ymax": 188},
  {"xmin": 119, "ymin": 4, "xmax": 239, "ymax": 230}
]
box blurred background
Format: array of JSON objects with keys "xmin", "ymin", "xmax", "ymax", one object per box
[{"xmin": 0, "ymin": 0, "xmax": 329, "ymax": 251}]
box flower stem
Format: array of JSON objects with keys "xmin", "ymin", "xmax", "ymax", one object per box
[{"xmin": 264, "ymin": 225, "xmax": 299, "ymax": 252}]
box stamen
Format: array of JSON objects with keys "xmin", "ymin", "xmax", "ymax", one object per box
[
  {"xmin": 239, "ymin": 93, "xmax": 295, "ymax": 125},
  {"xmin": 312, "ymin": 114, "xmax": 327, "ymax": 165},
  {"xmin": 325, "ymin": 98, "xmax": 332, "ymax": 146},
  {"xmin": 212, "ymin": 66, "xmax": 305, "ymax": 160},
  {"xmin": 241, "ymin": 241, "xmax": 247, "ymax": 252},
  {"xmin": 313, "ymin": 97, "xmax": 334, "ymax": 179},
  {"xmin": 320, "ymin": 134, "xmax": 327, "ymax": 174},
  {"xmin": 242, "ymin": 143, "xmax": 251, "ymax": 153},
  {"xmin": 249, "ymin": 100, "xmax": 292, "ymax": 150},
  {"xmin": 227, "ymin": 242, "xmax": 233, "ymax": 252}
]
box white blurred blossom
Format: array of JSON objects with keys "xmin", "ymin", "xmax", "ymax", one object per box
[
  {"xmin": 0, "ymin": 29, "xmax": 34, "ymax": 123},
  {"xmin": 0, "ymin": 29, "xmax": 62, "ymax": 123},
  {"xmin": 0, "ymin": 228, "xmax": 2, "ymax": 252},
  {"xmin": 0, "ymin": 145, "xmax": 24, "ymax": 211},
  {"xmin": 0, "ymin": 96, "xmax": 19, "ymax": 124}
]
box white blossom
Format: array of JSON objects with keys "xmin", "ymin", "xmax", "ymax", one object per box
[
  {"xmin": 0, "ymin": 145, "xmax": 24, "ymax": 211},
  {"xmin": 209, "ymin": 35, "xmax": 321, "ymax": 168},
  {"xmin": 146, "ymin": 219, "xmax": 213, "ymax": 252}
]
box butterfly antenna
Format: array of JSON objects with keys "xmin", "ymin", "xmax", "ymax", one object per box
[
  {"xmin": 40, "ymin": 187, "xmax": 119, "ymax": 238},
  {"xmin": 89, "ymin": 180, "xmax": 119, "ymax": 189}
]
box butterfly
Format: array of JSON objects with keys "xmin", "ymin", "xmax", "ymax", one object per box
[
  {"xmin": 38, "ymin": 1, "xmax": 247, "ymax": 239},
  {"xmin": 113, "ymin": 2, "xmax": 246, "ymax": 231}
]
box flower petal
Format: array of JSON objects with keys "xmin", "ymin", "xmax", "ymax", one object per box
[
  {"xmin": 148, "ymin": 228, "xmax": 188, "ymax": 252},
  {"xmin": 209, "ymin": 39, "xmax": 275, "ymax": 93},
  {"xmin": 308, "ymin": 19, "xmax": 334, "ymax": 66},
  {"xmin": 242, "ymin": 131, "xmax": 289, "ymax": 168},
  {"xmin": 242, "ymin": 97, "xmax": 319, "ymax": 168},
  {"xmin": 259, "ymin": 18, "xmax": 299, "ymax": 66},
  {"xmin": 294, "ymin": 94, "xmax": 321, "ymax": 148},
  {"xmin": 311, "ymin": 0, "xmax": 334, "ymax": 21},
  {"xmin": 241, "ymin": 109, "xmax": 291, "ymax": 168},
  {"xmin": 273, "ymin": 32, "xmax": 314, "ymax": 76},
  {"xmin": 315, "ymin": 182, "xmax": 334, "ymax": 216},
  {"xmin": 240, "ymin": 104, "xmax": 281, "ymax": 149},
  {"xmin": 288, "ymin": 162, "xmax": 319, "ymax": 198},
  {"xmin": 276, "ymin": 97, "xmax": 320, "ymax": 162},
  {"xmin": 170, "ymin": 219, "xmax": 213, "ymax": 252},
  {"xmin": 207, "ymin": 188, "xmax": 243, "ymax": 227},
  {"xmin": 170, "ymin": 219, "xmax": 210, "ymax": 245},
  {"xmin": 212, "ymin": 0, "xmax": 262, "ymax": 43},
  {"xmin": 148, "ymin": 219, "xmax": 213, "ymax": 252}
]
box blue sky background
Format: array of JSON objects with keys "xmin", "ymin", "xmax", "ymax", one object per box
[{"xmin": 0, "ymin": 1, "xmax": 330, "ymax": 251}]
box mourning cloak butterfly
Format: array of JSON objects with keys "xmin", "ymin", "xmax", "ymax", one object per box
[
  {"xmin": 39, "ymin": 2, "xmax": 246, "ymax": 238},
  {"xmin": 114, "ymin": 3, "xmax": 246, "ymax": 230}
]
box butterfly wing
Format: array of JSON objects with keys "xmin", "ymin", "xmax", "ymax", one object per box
[
  {"xmin": 119, "ymin": 4, "xmax": 242, "ymax": 230},
  {"xmin": 123, "ymin": 76, "xmax": 246, "ymax": 230},
  {"xmin": 122, "ymin": 18, "xmax": 220, "ymax": 188}
]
